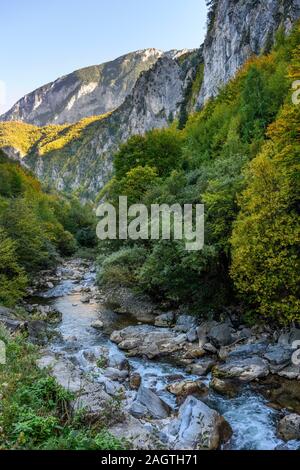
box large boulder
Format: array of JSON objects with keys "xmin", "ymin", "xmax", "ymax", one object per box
[
  {"xmin": 263, "ymin": 345, "xmax": 292, "ymax": 372},
  {"xmin": 110, "ymin": 325, "xmax": 186, "ymax": 359},
  {"xmin": 129, "ymin": 386, "xmax": 171, "ymax": 420},
  {"xmin": 104, "ymin": 286, "xmax": 158, "ymax": 323},
  {"xmin": 167, "ymin": 396, "xmax": 232, "ymax": 450},
  {"xmin": 154, "ymin": 312, "xmax": 175, "ymax": 327},
  {"xmin": 109, "ymin": 414, "xmax": 165, "ymax": 450},
  {"xmin": 103, "ymin": 367, "xmax": 128, "ymax": 382},
  {"xmin": 174, "ymin": 315, "xmax": 198, "ymax": 333},
  {"xmin": 167, "ymin": 380, "xmax": 208, "ymax": 403},
  {"xmin": 278, "ymin": 328, "xmax": 300, "ymax": 348},
  {"xmin": 228, "ymin": 341, "xmax": 269, "ymax": 359},
  {"xmin": 208, "ymin": 323, "xmax": 234, "ymax": 347},
  {"xmin": 253, "ymin": 376, "xmax": 300, "ymax": 414},
  {"xmin": 37, "ymin": 354, "xmax": 83, "ymax": 393},
  {"xmin": 196, "ymin": 321, "xmax": 218, "ymax": 347},
  {"xmin": 186, "ymin": 358, "xmax": 216, "ymax": 376},
  {"xmin": 213, "ymin": 356, "xmax": 269, "ymax": 382},
  {"xmin": 277, "ymin": 414, "xmax": 300, "ymax": 441},
  {"xmin": 210, "ymin": 377, "xmax": 241, "ymax": 398}
]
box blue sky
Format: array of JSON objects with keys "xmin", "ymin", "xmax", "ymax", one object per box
[{"xmin": 0, "ymin": 0, "xmax": 208, "ymax": 113}]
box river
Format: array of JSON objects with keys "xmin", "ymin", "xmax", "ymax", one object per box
[{"xmin": 35, "ymin": 261, "xmax": 299, "ymax": 451}]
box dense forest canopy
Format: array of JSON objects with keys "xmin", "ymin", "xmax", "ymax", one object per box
[{"xmin": 98, "ymin": 22, "xmax": 300, "ymax": 324}]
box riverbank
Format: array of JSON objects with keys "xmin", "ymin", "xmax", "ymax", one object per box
[{"xmin": 1, "ymin": 258, "xmax": 300, "ymax": 450}]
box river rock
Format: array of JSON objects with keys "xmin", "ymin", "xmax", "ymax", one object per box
[
  {"xmin": 129, "ymin": 372, "xmax": 142, "ymax": 390},
  {"xmin": 183, "ymin": 344, "xmax": 206, "ymax": 359},
  {"xmin": 110, "ymin": 325, "xmax": 186, "ymax": 359},
  {"xmin": 263, "ymin": 345, "xmax": 292, "ymax": 371},
  {"xmin": 73, "ymin": 381, "xmax": 118, "ymax": 423},
  {"xmin": 130, "ymin": 386, "xmax": 171, "ymax": 419},
  {"xmin": 186, "ymin": 327, "xmax": 198, "ymax": 343},
  {"xmin": 228, "ymin": 341, "xmax": 269, "ymax": 359},
  {"xmin": 208, "ymin": 323, "xmax": 234, "ymax": 347},
  {"xmin": 109, "ymin": 414, "xmax": 164, "ymax": 450},
  {"xmin": 195, "ymin": 321, "xmax": 218, "ymax": 347},
  {"xmin": 174, "ymin": 315, "xmax": 198, "ymax": 333},
  {"xmin": 98, "ymin": 378, "xmax": 126, "ymax": 396},
  {"xmin": 81, "ymin": 294, "xmax": 91, "ymax": 304},
  {"xmin": 277, "ymin": 414, "xmax": 300, "ymax": 441},
  {"xmin": 210, "ymin": 377, "xmax": 241, "ymax": 398},
  {"xmin": 278, "ymin": 328, "xmax": 300, "ymax": 348},
  {"xmin": 107, "ymin": 348, "xmax": 129, "ymax": 371},
  {"xmin": 253, "ymin": 376, "xmax": 300, "ymax": 414},
  {"xmin": 186, "ymin": 358, "xmax": 216, "ymax": 376},
  {"xmin": 167, "ymin": 380, "xmax": 208, "ymax": 403},
  {"xmin": 277, "ymin": 364, "xmax": 300, "ymax": 380},
  {"xmin": 203, "ymin": 342, "xmax": 218, "ymax": 354},
  {"xmin": 167, "ymin": 396, "xmax": 232, "ymax": 450},
  {"xmin": 213, "ymin": 356, "xmax": 269, "ymax": 382},
  {"xmin": 104, "ymin": 286, "xmax": 158, "ymax": 323},
  {"xmin": 103, "ymin": 367, "xmax": 128, "ymax": 381},
  {"xmin": 33, "ymin": 305, "xmax": 62, "ymax": 324},
  {"xmin": 154, "ymin": 312, "xmax": 175, "ymax": 327},
  {"xmin": 91, "ymin": 320, "xmax": 104, "ymax": 330},
  {"xmin": 37, "ymin": 354, "xmax": 83, "ymax": 392}
]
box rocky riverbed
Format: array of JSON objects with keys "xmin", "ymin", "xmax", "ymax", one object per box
[{"xmin": 1, "ymin": 258, "xmax": 300, "ymax": 450}]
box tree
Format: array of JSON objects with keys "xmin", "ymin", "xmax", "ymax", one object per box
[
  {"xmin": 114, "ymin": 128, "xmax": 183, "ymax": 179},
  {"xmin": 0, "ymin": 228, "xmax": 27, "ymax": 306},
  {"xmin": 231, "ymin": 105, "xmax": 300, "ymax": 323}
]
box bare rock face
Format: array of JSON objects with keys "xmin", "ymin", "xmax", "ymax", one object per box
[
  {"xmin": 0, "ymin": 49, "xmax": 165, "ymax": 126},
  {"xmin": 10, "ymin": 50, "xmax": 201, "ymax": 198},
  {"xmin": 167, "ymin": 396, "xmax": 232, "ymax": 450},
  {"xmin": 196, "ymin": 0, "xmax": 300, "ymax": 106}
]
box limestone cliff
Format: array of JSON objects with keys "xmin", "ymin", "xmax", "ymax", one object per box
[
  {"xmin": 0, "ymin": 49, "xmax": 181, "ymax": 126},
  {"xmin": 197, "ymin": 0, "xmax": 300, "ymax": 105}
]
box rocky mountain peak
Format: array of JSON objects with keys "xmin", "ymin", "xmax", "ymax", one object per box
[{"xmin": 0, "ymin": 48, "xmax": 186, "ymax": 126}]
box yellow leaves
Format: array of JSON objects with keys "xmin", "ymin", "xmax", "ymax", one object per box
[
  {"xmin": 0, "ymin": 121, "xmax": 42, "ymax": 155},
  {"xmin": 0, "ymin": 113, "xmax": 110, "ymax": 157},
  {"xmin": 231, "ymin": 98, "xmax": 300, "ymax": 323}
]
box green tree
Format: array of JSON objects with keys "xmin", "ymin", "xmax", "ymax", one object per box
[
  {"xmin": 231, "ymin": 105, "xmax": 300, "ymax": 323},
  {"xmin": 0, "ymin": 228, "xmax": 28, "ymax": 306}
]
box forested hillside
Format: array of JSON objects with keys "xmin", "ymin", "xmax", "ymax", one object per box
[
  {"xmin": 98, "ymin": 23, "xmax": 300, "ymax": 324},
  {"xmin": 0, "ymin": 151, "xmax": 96, "ymax": 306}
]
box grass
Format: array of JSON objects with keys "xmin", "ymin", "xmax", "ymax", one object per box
[{"xmin": 0, "ymin": 324, "xmax": 127, "ymax": 450}]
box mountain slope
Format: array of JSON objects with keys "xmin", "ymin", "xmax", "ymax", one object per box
[
  {"xmin": 196, "ymin": 0, "xmax": 300, "ymax": 105},
  {"xmin": 0, "ymin": 0, "xmax": 299, "ymax": 199},
  {"xmin": 0, "ymin": 49, "xmax": 187, "ymax": 126},
  {"xmin": 0, "ymin": 50, "xmax": 202, "ymax": 197}
]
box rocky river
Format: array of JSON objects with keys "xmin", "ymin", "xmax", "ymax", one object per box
[{"xmin": 2, "ymin": 258, "xmax": 300, "ymax": 450}]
